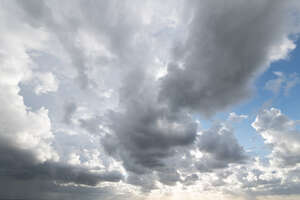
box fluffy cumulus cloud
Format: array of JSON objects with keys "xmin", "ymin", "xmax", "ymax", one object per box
[
  {"xmin": 1, "ymin": 0, "xmax": 300, "ymax": 200},
  {"xmin": 252, "ymin": 108, "xmax": 300, "ymax": 166},
  {"xmin": 217, "ymin": 108, "xmax": 300, "ymax": 199}
]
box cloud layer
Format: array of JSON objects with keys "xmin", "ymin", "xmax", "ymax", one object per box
[{"xmin": 1, "ymin": 0, "xmax": 300, "ymax": 200}]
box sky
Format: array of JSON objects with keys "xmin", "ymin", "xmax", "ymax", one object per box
[{"xmin": 1, "ymin": 0, "xmax": 300, "ymax": 200}]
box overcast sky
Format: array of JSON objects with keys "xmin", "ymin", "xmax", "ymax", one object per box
[{"xmin": 1, "ymin": 0, "xmax": 300, "ymax": 200}]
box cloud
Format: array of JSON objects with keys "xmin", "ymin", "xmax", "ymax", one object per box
[
  {"xmin": 252, "ymin": 108, "xmax": 300, "ymax": 166},
  {"xmin": 0, "ymin": 145, "xmax": 123, "ymax": 186},
  {"xmin": 159, "ymin": 0, "xmax": 297, "ymax": 116},
  {"xmin": 0, "ymin": 14, "xmax": 58, "ymax": 164},
  {"xmin": 0, "ymin": 2, "xmax": 123, "ymax": 198},
  {"xmin": 103, "ymin": 98, "xmax": 197, "ymax": 174},
  {"xmin": 16, "ymin": 0, "xmax": 142, "ymax": 89},
  {"xmin": 264, "ymin": 72, "xmax": 285, "ymax": 94},
  {"xmin": 34, "ymin": 72, "xmax": 59, "ymax": 95},
  {"xmin": 126, "ymin": 173, "xmax": 157, "ymax": 192},
  {"xmin": 195, "ymin": 116, "xmax": 248, "ymax": 172},
  {"xmin": 1, "ymin": 0, "xmax": 300, "ymax": 199},
  {"xmin": 284, "ymin": 73, "xmax": 300, "ymax": 96},
  {"xmin": 182, "ymin": 109, "xmax": 300, "ymax": 199},
  {"xmin": 0, "ymin": 177, "xmax": 126, "ymax": 200},
  {"xmin": 156, "ymin": 168, "xmax": 181, "ymax": 186},
  {"xmin": 63, "ymin": 102, "xmax": 77, "ymax": 124},
  {"xmin": 264, "ymin": 71, "xmax": 299, "ymax": 96}
]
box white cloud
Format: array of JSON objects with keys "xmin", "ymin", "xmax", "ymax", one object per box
[
  {"xmin": 0, "ymin": 20, "xmax": 58, "ymax": 163},
  {"xmin": 252, "ymin": 108, "xmax": 300, "ymax": 166},
  {"xmin": 268, "ymin": 37, "xmax": 296, "ymax": 62},
  {"xmin": 68, "ymin": 152, "xmax": 81, "ymax": 165},
  {"xmin": 34, "ymin": 72, "xmax": 59, "ymax": 95},
  {"xmin": 265, "ymin": 71, "xmax": 285, "ymax": 94},
  {"xmin": 265, "ymin": 71, "xmax": 299, "ymax": 96}
]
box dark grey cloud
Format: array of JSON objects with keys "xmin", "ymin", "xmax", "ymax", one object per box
[
  {"xmin": 199, "ymin": 124, "xmax": 247, "ymax": 162},
  {"xmin": 156, "ymin": 168, "xmax": 181, "ymax": 186},
  {"xmin": 0, "ymin": 136, "xmax": 123, "ymax": 199},
  {"xmin": 196, "ymin": 122, "xmax": 248, "ymax": 172},
  {"xmin": 104, "ymin": 99, "xmax": 197, "ymax": 174},
  {"xmin": 102, "ymin": 67, "xmax": 246, "ymax": 187},
  {"xmin": 0, "ymin": 178, "xmax": 125, "ymax": 200},
  {"xmin": 11, "ymin": 162, "xmax": 122, "ymax": 186},
  {"xmin": 98, "ymin": 64, "xmax": 197, "ymax": 176},
  {"xmin": 0, "ymin": 141, "xmax": 122, "ymax": 186},
  {"xmin": 159, "ymin": 0, "xmax": 296, "ymax": 116}
]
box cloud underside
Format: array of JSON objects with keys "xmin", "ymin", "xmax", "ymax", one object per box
[{"xmin": 1, "ymin": 0, "xmax": 300, "ymax": 200}]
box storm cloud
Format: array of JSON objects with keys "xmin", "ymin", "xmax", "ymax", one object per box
[{"xmin": 159, "ymin": 0, "xmax": 297, "ymax": 116}]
